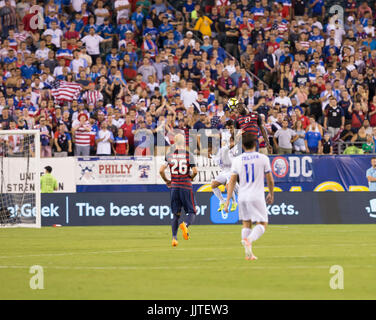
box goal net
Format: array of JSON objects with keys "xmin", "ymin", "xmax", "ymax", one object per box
[{"xmin": 0, "ymin": 130, "xmax": 41, "ymax": 228}]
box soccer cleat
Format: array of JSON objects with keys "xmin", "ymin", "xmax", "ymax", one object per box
[
  {"xmin": 218, "ymin": 203, "xmax": 225, "ymax": 212},
  {"xmin": 172, "ymin": 238, "xmax": 178, "ymax": 247},
  {"xmin": 245, "ymin": 255, "xmax": 258, "ymax": 261},
  {"xmin": 179, "ymin": 222, "xmax": 190, "ymax": 240},
  {"xmin": 241, "ymin": 238, "xmax": 256, "ymax": 260},
  {"xmin": 230, "ymin": 202, "xmax": 238, "ymax": 212}
]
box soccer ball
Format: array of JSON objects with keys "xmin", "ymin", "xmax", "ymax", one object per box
[{"xmin": 227, "ymin": 97, "xmax": 239, "ymax": 109}]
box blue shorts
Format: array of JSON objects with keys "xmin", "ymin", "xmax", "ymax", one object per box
[{"xmin": 170, "ymin": 188, "xmax": 197, "ymax": 215}]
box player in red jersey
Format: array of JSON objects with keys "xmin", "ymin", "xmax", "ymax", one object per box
[
  {"xmin": 234, "ymin": 103, "xmax": 272, "ymax": 154},
  {"xmin": 159, "ymin": 134, "xmax": 198, "ymax": 247}
]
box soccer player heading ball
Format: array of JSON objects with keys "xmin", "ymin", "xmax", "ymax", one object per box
[
  {"xmin": 234, "ymin": 102, "xmax": 272, "ymax": 154},
  {"xmin": 159, "ymin": 134, "xmax": 198, "ymax": 247}
]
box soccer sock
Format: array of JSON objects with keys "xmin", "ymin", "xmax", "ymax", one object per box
[
  {"xmin": 185, "ymin": 213, "xmax": 196, "ymax": 228},
  {"xmin": 248, "ymin": 224, "xmax": 265, "ymax": 243},
  {"xmin": 172, "ymin": 214, "xmax": 180, "ymax": 239},
  {"xmin": 241, "ymin": 228, "xmax": 252, "ymax": 240},
  {"xmin": 213, "ymin": 187, "xmax": 225, "ymax": 204}
]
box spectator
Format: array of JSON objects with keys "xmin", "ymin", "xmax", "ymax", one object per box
[
  {"xmin": 273, "ymin": 118, "xmax": 297, "ymax": 154},
  {"xmin": 324, "ymin": 96, "xmax": 345, "ymax": 138},
  {"xmin": 351, "ymin": 125, "xmax": 368, "ymax": 148},
  {"xmin": 180, "ymin": 80, "xmax": 198, "ymax": 109},
  {"xmin": 217, "ymin": 69, "xmax": 236, "ymax": 98},
  {"xmin": 134, "ymin": 118, "xmax": 153, "ymax": 156},
  {"xmin": 348, "ymin": 100, "xmax": 367, "ymax": 131},
  {"xmin": 54, "ymin": 123, "xmax": 72, "ymax": 157},
  {"xmin": 72, "ymin": 113, "xmax": 91, "ymax": 156},
  {"xmin": 305, "ymin": 115, "xmax": 323, "ymax": 154},
  {"xmin": 36, "ymin": 116, "xmax": 53, "ymax": 158},
  {"xmin": 362, "ymin": 134, "xmax": 375, "ymax": 154},
  {"xmin": 322, "ymin": 133, "xmax": 333, "ymax": 155},
  {"xmin": 0, "ymin": 0, "xmax": 17, "ymax": 39},
  {"xmin": 193, "ymin": 10, "xmax": 213, "ymax": 38},
  {"xmin": 96, "ymin": 120, "xmax": 114, "ymax": 156},
  {"xmin": 81, "ymin": 26, "xmax": 111, "ymax": 63},
  {"xmin": 340, "ymin": 121, "xmax": 356, "ymax": 143},
  {"xmin": 263, "ymin": 45, "xmax": 278, "ymax": 89},
  {"xmin": 293, "ymin": 120, "xmax": 306, "ymax": 154}
]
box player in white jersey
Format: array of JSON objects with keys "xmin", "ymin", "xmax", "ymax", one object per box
[
  {"xmin": 225, "ymin": 133, "xmax": 274, "ymax": 260},
  {"xmin": 211, "ymin": 135, "xmax": 239, "ymax": 212}
]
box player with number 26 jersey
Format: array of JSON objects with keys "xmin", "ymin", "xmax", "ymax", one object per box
[
  {"xmin": 159, "ymin": 134, "xmax": 198, "ymax": 247},
  {"xmin": 165, "ymin": 149, "xmax": 196, "ymax": 190}
]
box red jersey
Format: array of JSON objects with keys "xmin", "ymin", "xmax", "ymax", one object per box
[
  {"xmin": 115, "ymin": 136, "xmax": 129, "ymax": 155},
  {"xmin": 298, "ymin": 115, "xmax": 310, "ymax": 129},
  {"xmin": 165, "ymin": 149, "xmax": 195, "ymax": 190},
  {"xmin": 121, "ymin": 122, "xmax": 135, "ymax": 147},
  {"xmin": 235, "ymin": 112, "xmax": 261, "ymax": 136}
]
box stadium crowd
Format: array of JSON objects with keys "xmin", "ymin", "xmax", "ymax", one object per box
[{"xmin": 1, "ymin": 0, "xmax": 376, "ymax": 157}]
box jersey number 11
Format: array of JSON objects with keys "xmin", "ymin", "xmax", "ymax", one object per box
[{"xmin": 245, "ymin": 163, "xmax": 255, "ymax": 183}]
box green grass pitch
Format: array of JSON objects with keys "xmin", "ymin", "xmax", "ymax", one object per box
[{"xmin": 1, "ymin": 225, "xmax": 375, "ymax": 300}]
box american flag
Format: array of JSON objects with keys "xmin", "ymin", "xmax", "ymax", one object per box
[
  {"xmin": 51, "ymin": 81, "xmax": 82, "ymax": 103},
  {"xmin": 82, "ymin": 90, "xmax": 103, "ymax": 106}
]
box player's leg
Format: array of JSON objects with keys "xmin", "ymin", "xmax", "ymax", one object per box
[
  {"xmin": 170, "ymin": 188, "xmax": 182, "ymax": 246},
  {"xmin": 227, "ymin": 179, "xmax": 238, "ymax": 212},
  {"xmin": 171, "ymin": 213, "xmax": 181, "ymax": 247},
  {"xmin": 211, "ymin": 179, "xmax": 225, "ymax": 211},
  {"xmin": 238, "ymin": 201, "xmax": 255, "ymax": 259},
  {"xmin": 241, "ymin": 220, "xmax": 253, "ymax": 259},
  {"xmin": 248, "ymin": 222, "xmax": 268, "ymax": 244},
  {"xmin": 244, "ymin": 201, "xmax": 269, "ymax": 260},
  {"xmin": 179, "ymin": 188, "xmax": 197, "ymax": 240}
]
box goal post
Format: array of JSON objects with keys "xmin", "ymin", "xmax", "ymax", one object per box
[{"xmin": 0, "ymin": 130, "xmax": 41, "ymax": 228}]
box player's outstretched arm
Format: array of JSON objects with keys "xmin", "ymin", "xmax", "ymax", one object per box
[
  {"xmin": 265, "ymin": 172, "xmax": 274, "ymax": 205},
  {"xmin": 224, "ymin": 174, "xmax": 238, "ymax": 213}
]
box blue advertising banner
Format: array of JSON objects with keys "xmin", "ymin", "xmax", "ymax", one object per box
[{"xmin": 33, "ymin": 192, "xmax": 376, "ymax": 226}]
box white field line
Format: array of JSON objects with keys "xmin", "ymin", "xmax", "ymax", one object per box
[
  {"xmin": 0, "ymin": 244, "xmax": 375, "ymax": 260},
  {"xmin": 1, "ymin": 264, "xmax": 376, "ymax": 271}
]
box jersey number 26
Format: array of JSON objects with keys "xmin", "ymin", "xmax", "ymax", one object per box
[{"xmin": 171, "ymin": 159, "xmax": 188, "ymax": 175}]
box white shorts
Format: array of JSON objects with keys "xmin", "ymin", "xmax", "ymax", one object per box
[
  {"xmin": 214, "ymin": 171, "xmax": 232, "ymax": 185},
  {"xmin": 238, "ymin": 199, "xmax": 268, "ymax": 223}
]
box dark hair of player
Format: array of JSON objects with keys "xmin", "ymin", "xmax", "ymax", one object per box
[
  {"xmin": 44, "ymin": 166, "xmax": 52, "ymax": 173},
  {"xmin": 225, "ymin": 119, "xmax": 234, "ymax": 128},
  {"xmin": 242, "ymin": 133, "xmax": 257, "ymax": 150}
]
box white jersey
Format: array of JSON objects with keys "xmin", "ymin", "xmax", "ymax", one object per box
[
  {"xmin": 213, "ymin": 145, "xmax": 236, "ymax": 172},
  {"xmin": 231, "ymin": 151, "xmax": 271, "ymax": 202},
  {"xmin": 221, "ymin": 129, "xmax": 232, "ymax": 148}
]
